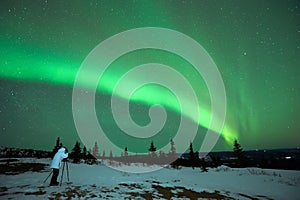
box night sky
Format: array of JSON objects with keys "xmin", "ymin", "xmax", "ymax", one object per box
[{"xmin": 0, "ymin": 0, "xmax": 299, "ymax": 153}]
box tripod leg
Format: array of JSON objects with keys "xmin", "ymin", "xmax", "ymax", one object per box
[
  {"xmin": 60, "ymin": 162, "xmax": 65, "ymax": 186},
  {"xmin": 66, "ymin": 161, "xmax": 70, "ymax": 182},
  {"xmin": 43, "ymin": 170, "xmax": 53, "ymax": 183}
]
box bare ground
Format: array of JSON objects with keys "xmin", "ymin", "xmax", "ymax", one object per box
[{"xmin": 0, "ymin": 182, "xmax": 274, "ymax": 200}]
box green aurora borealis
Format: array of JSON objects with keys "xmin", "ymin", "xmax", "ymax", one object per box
[{"xmin": 0, "ymin": 0, "xmax": 299, "ymax": 152}]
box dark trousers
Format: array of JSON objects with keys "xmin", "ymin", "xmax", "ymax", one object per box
[{"xmin": 50, "ymin": 168, "xmax": 59, "ymax": 185}]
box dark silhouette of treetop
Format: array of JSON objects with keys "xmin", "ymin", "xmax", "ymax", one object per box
[
  {"xmin": 71, "ymin": 141, "xmax": 81, "ymax": 163},
  {"xmin": 233, "ymin": 140, "xmax": 243, "ymax": 154},
  {"xmin": 233, "ymin": 139, "xmax": 246, "ymax": 167},
  {"xmin": 189, "ymin": 142, "xmax": 194, "ymax": 159},
  {"xmin": 149, "ymin": 141, "xmax": 157, "ymax": 152},
  {"xmin": 82, "ymin": 146, "xmax": 87, "ymax": 160},
  {"xmin": 124, "ymin": 147, "xmax": 128, "ymax": 157},
  {"xmin": 52, "ymin": 137, "xmax": 62, "ymax": 158},
  {"xmin": 170, "ymin": 139, "xmax": 176, "ymax": 155},
  {"xmin": 92, "ymin": 142, "xmax": 99, "ymax": 157}
]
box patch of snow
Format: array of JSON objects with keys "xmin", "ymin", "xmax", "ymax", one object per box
[{"xmin": 0, "ymin": 159, "xmax": 299, "ymax": 199}]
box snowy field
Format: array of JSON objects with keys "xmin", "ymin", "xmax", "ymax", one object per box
[{"xmin": 0, "ymin": 158, "xmax": 299, "ymax": 199}]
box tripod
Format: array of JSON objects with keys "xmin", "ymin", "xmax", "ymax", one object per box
[
  {"xmin": 60, "ymin": 160, "xmax": 70, "ymax": 186},
  {"xmin": 43, "ymin": 160, "xmax": 70, "ymax": 186},
  {"xmin": 43, "ymin": 170, "xmax": 52, "ymax": 183}
]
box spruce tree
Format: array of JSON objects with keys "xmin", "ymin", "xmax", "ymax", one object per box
[
  {"xmin": 169, "ymin": 139, "xmax": 178, "ymax": 167},
  {"xmin": 124, "ymin": 147, "xmax": 128, "ymax": 157},
  {"xmin": 189, "ymin": 142, "xmax": 195, "ymax": 159},
  {"xmin": 109, "ymin": 150, "xmax": 113, "ymax": 165},
  {"xmin": 71, "ymin": 141, "xmax": 81, "ymax": 163},
  {"xmin": 170, "ymin": 139, "xmax": 176, "ymax": 156},
  {"xmin": 92, "ymin": 142, "xmax": 99, "ymax": 158},
  {"xmin": 148, "ymin": 141, "xmax": 157, "ymax": 157},
  {"xmin": 149, "ymin": 141, "xmax": 156, "ymax": 152},
  {"xmin": 233, "ymin": 140, "xmax": 246, "ymax": 167},
  {"xmin": 148, "ymin": 141, "xmax": 157, "ymax": 164},
  {"xmin": 124, "ymin": 147, "xmax": 129, "ymax": 165},
  {"xmin": 189, "ymin": 142, "xmax": 196, "ymax": 169},
  {"xmin": 81, "ymin": 146, "xmax": 87, "ymax": 160},
  {"xmin": 52, "ymin": 137, "xmax": 62, "ymax": 158}
]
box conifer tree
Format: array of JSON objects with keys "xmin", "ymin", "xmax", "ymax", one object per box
[
  {"xmin": 233, "ymin": 140, "xmax": 246, "ymax": 167},
  {"xmin": 122, "ymin": 147, "xmax": 129, "ymax": 165},
  {"xmin": 149, "ymin": 141, "xmax": 156, "ymax": 152},
  {"xmin": 148, "ymin": 141, "xmax": 157, "ymax": 158},
  {"xmin": 189, "ymin": 142, "xmax": 196, "ymax": 169},
  {"xmin": 189, "ymin": 142, "xmax": 195, "ymax": 159},
  {"xmin": 81, "ymin": 146, "xmax": 87, "ymax": 160},
  {"xmin": 147, "ymin": 141, "xmax": 157, "ymax": 165},
  {"xmin": 71, "ymin": 141, "xmax": 81, "ymax": 163},
  {"xmin": 52, "ymin": 137, "xmax": 62, "ymax": 158},
  {"xmin": 124, "ymin": 147, "xmax": 128, "ymax": 157},
  {"xmin": 170, "ymin": 139, "xmax": 176, "ymax": 156},
  {"xmin": 168, "ymin": 139, "xmax": 178, "ymax": 167},
  {"xmin": 108, "ymin": 150, "xmax": 113, "ymax": 165},
  {"xmin": 92, "ymin": 142, "xmax": 99, "ymax": 158}
]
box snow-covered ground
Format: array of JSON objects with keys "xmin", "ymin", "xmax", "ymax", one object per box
[{"xmin": 0, "ymin": 158, "xmax": 299, "ymax": 199}]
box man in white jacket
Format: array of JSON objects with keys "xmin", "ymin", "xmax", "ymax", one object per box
[{"xmin": 50, "ymin": 147, "xmax": 68, "ymax": 186}]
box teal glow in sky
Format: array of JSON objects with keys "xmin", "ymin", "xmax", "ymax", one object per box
[{"xmin": 0, "ymin": 0, "xmax": 299, "ymax": 152}]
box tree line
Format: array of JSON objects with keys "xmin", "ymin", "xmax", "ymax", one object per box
[
  {"xmin": 52, "ymin": 137, "xmax": 248, "ymax": 171},
  {"xmin": 2, "ymin": 137, "xmax": 297, "ymax": 170}
]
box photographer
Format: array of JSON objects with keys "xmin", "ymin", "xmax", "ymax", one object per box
[{"xmin": 49, "ymin": 147, "xmax": 68, "ymax": 186}]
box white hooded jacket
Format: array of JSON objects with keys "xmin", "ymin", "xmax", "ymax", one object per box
[{"xmin": 50, "ymin": 147, "xmax": 68, "ymax": 169}]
